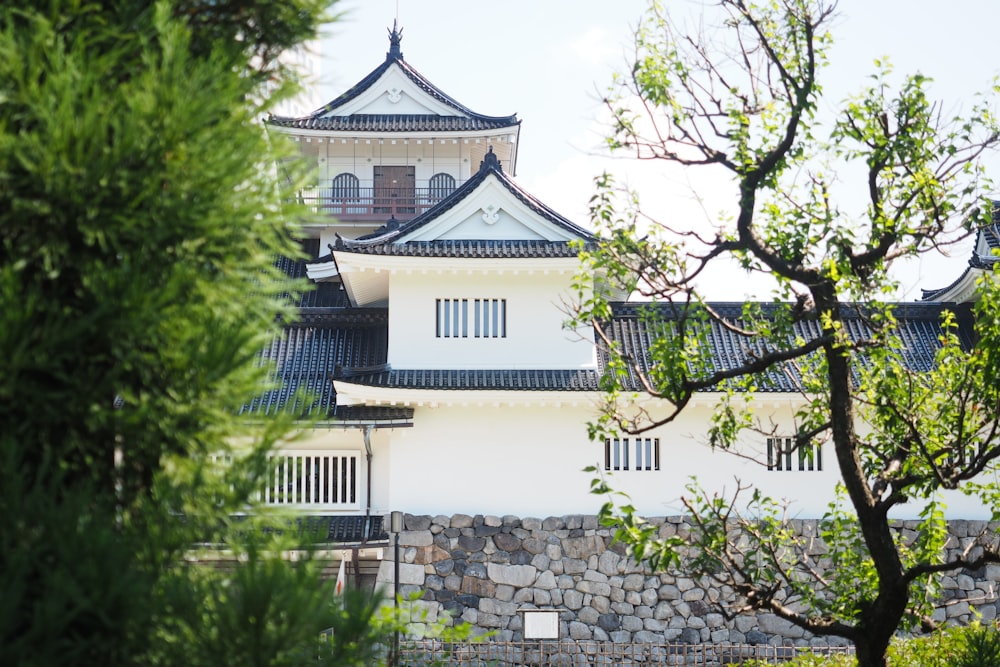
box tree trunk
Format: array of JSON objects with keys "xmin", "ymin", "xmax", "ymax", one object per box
[{"xmin": 854, "ymin": 634, "xmax": 891, "ymax": 667}]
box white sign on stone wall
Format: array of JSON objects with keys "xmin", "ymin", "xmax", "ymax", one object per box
[{"xmin": 522, "ymin": 609, "xmax": 560, "ymax": 639}]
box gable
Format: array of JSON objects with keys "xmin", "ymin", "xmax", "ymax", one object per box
[
  {"xmin": 320, "ymin": 64, "xmax": 457, "ymax": 118},
  {"xmin": 398, "ymin": 177, "xmax": 574, "ymax": 242}
]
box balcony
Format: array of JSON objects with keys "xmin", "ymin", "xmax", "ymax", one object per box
[
  {"xmin": 301, "ymin": 170, "xmax": 459, "ymax": 223},
  {"xmin": 299, "ymin": 186, "xmax": 459, "ymax": 222}
]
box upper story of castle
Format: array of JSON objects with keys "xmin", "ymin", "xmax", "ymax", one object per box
[{"xmin": 267, "ymin": 23, "xmax": 521, "ymax": 239}]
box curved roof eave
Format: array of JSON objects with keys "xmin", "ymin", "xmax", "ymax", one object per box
[{"xmin": 333, "ymin": 155, "xmax": 596, "ymax": 251}]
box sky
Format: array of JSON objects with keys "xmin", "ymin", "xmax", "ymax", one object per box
[{"xmin": 299, "ymin": 0, "xmax": 1000, "ymax": 300}]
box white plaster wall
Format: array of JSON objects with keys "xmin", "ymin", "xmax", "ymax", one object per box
[
  {"xmin": 383, "ymin": 404, "xmax": 606, "ymax": 517},
  {"xmin": 387, "ymin": 271, "xmax": 594, "ymax": 369},
  {"xmin": 368, "ymin": 399, "xmax": 996, "ymax": 521}
]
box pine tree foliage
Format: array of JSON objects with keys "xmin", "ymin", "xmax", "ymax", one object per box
[{"xmin": 0, "ymin": 1, "xmax": 412, "ymax": 665}]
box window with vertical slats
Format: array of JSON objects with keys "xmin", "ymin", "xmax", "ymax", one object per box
[
  {"xmin": 436, "ymin": 298, "xmax": 506, "ymax": 338},
  {"xmin": 604, "ymin": 438, "xmax": 660, "ymax": 471}
]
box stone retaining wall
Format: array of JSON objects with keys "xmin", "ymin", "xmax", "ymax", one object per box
[{"xmin": 375, "ymin": 514, "xmax": 1000, "ymax": 647}]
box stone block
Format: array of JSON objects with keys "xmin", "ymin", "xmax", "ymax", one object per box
[
  {"xmin": 597, "ymin": 551, "xmax": 622, "ymax": 575},
  {"xmin": 621, "ymin": 615, "xmax": 643, "ymax": 632},
  {"xmin": 398, "ymin": 562, "xmax": 425, "ymax": 585},
  {"xmin": 653, "ymin": 601, "xmax": 674, "ymax": 620},
  {"xmin": 612, "ymin": 601, "xmax": 634, "ymax": 615},
  {"xmin": 562, "ymin": 558, "xmax": 587, "ymax": 575},
  {"xmin": 451, "ymin": 514, "xmax": 474, "ymax": 529},
  {"xmin": 542, "ymin": 517, "xmax": 564, "ymax": 531},
  {"xmin": 460, "ymin": 576, "xmax": 496, "ymax": 597},
  {"xmin": 591, "ymin": 595, "xmax": 611, "ymax": 614},
  {"xmin": 644, "ymin": 618, "xmax": 667, "ymax": 632},
  {"xmin": 459, "ymin": 535, "xmax": 486, "ymax": 551},
  {"xmin": 509, "ymin": 550, "xmax": 533, "ymax": 565},
  {"xmin": 568, "ymin": 621, "xmax": 592, "ymax": 640},
  {"xmin": 521, "ymin": 517, "xmax": 543, "ymax": 531},
  {"xmin": 577, "ymin": 580, "xmax": 611, "ymax": 597},
  {"xmin": 680, "ymin": 628, "xmax": 701, "ymax": 644},
  {"xmin": 757, "ymin": 613, "xmax": 804, "ymax": 638},
  {"xmin": 433, "ymin": 559, "xmax": 455, "ymax": 576},
  {"xmin": 479, "ymin": 597, "xmax": 517, "ymax": 617},
  {"xmin": 597, "ymin": 613, "xmax": 620, "ymax": 632},
  {"xmin": 399, "ymin": 530, "xmax": 433, "ymax": 547},
  {"xmin": 562, "ymin": 535, "xmax": 604, "ymax": 559},
  {"xmin": 478, "ymin": 612, "xmax": 503, "ymax": 628},
  {"xmin": 534, "ymin": 570, "xmax": 557, "ymax": 590},
  {"xmin": 522, "ymin": 537, "xmax": 546, "ymax": 554},
  {"xmin": 563, "ymin": 589, "xmax": 584, "ymax": 610},
  {"xmin": 578, "ymin": 606, "xmax": 600, "ymax": 624},
  {"xmin": 464, "ymin": 562, "xmax": 487, "ymax": 578},
  {"xmin": 495, "ymin": 584, "xmax": 515, "ymax": 602},
  {"xmin": 487, "ymin": 563, "xmax": 537, "ymax": 587},
  {"xmin": 494, "ymin": 532, "xmax": 522, "ymax": 552},
  {"xmin": 403, "ymin": 514, "xmax": 430, "ymax": 531},
  {"xmin": 413, "ymin": 544, "xmax": 451, "ymax": 565}
]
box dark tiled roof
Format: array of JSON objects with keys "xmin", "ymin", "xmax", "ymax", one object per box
[
  {"xmin": 268, "ymin": 53, "xmax": 518, "ymax": 132},
  {"xmin": 604, "ymin": 301, "xmax": 974, "ymax": 393},
  {"xmin": 335, "ymin": 154, "xmax": 595, "ymax": 253},
  {"xmin": 270, "ymin": 113, "xmax": 515, "ymax": 133},
  {"xmin": 340, "ymin": 369, "xmax": 602, "ymax": 391},
  {"xmin": 231, "ymin": 515, "xmax": 388, "ymax": 543},
  {"xmin": 331, "ymin": 239, "xmax": 592, "ymax": 259},
  {"xmin": 241, "ymin": 311, "xmax": 413, "ymax": 424}
]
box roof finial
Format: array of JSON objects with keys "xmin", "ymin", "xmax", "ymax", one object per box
[
  {"xmin": 387, "ymin": 20, "xmax": 403, "ymax": 60},
  {"xmin": 479, "ymin": 145, "xmax": 502, "ymax": 173}
]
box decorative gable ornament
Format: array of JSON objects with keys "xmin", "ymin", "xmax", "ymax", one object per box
[{"xmin": 482, "ymin": 204, "xmax": 500, "ymax": 225}]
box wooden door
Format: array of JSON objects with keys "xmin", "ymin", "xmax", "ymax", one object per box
[{"xmin": 373, "ymin": 166, "xmax": 415, "ymax": 215}]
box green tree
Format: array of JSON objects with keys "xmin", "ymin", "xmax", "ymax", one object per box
[
  {"xmin": 572, "ymin": 2, "xmax": 1000, "ymax": 667},
  {"xmin": 0, "ymin": 1, "xmax": 402, "ymax": 665}
]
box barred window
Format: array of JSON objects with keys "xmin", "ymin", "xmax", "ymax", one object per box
[
  {"xmin": 436, "ymin": 298, "xmax": 506, "ymax": 338},
  {"xmin": 767, "ymin": 437, "xmax": 822, "ymax": 471},
  {"xmin": 604, "ymin": 438, "xmax": 660, "ymax": 471}
]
